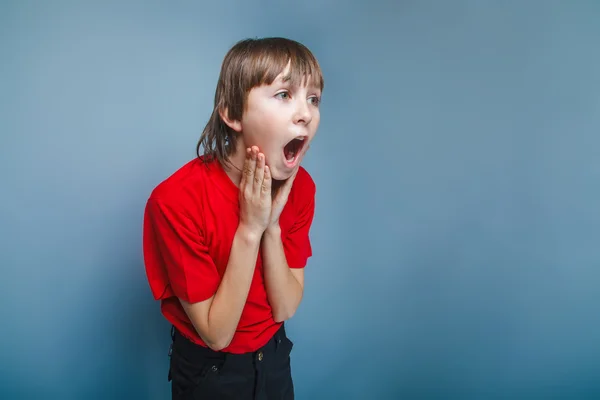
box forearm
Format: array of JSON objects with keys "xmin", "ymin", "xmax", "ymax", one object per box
[
  {"xmin": 261, "ymin": 226, "xmax": 304, "ymax": 322},
  {"xmin": 207, "ymin": 225, "xmax": 261, "ymax": 348}
]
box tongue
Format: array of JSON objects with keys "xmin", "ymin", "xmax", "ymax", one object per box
[{"xmin": 284, "ymin": 141, "xmax": 297, "ymax": 161}]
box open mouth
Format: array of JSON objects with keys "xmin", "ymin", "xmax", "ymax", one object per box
[{"xmin": 283, "ymin": 136, "xmax": 306, "ymax": 164}]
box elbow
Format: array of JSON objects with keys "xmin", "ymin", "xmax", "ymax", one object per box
[
  {"xmin": 272, "ymin": 297, "xmax": 303, "ymax": 322},
  {"xmin": 273, "ymin": 309, "xmax": 295, "ymax": 323},
  {"xmin": 191, "ymin": 324, "xmax": 233, "ymax": 351},
  {"xmin": 207, "ymin": 341, "xmax": 228, "ymax": 352},
  {"xmin": 205, "ymin": 336, "xmax": 232, "ymax": 352},
  {"xmin": 180, "ymin": 297, "xmax": 235, "ymax": 352},
  {"xmin": 272, "ymin": 295, "xmax": 303, "ymax": 322}
]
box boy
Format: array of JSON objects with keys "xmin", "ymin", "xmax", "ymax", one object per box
[{"xmin": 143, "ymin": 37, "xmax": 323, "ymax": 399}]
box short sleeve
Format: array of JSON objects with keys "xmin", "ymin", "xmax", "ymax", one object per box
[
  {"xmin": 283, "ymin": 172, "xmax": 316, "ymax": 269},
  {"xmin": 143, "ymin": 198, "xmax": 220, "ymax": 303}
]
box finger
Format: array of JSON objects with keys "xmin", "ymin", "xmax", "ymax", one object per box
[
  {"xmin": 248, "ymin": 146, "xmax": 257, "ymax": 172},
  {"xmin": 239, "ymin": 148, "xmax": 249, "ymax": 189},
  {"xmin": 262, "ymin": 165, "xmax": 272, "ymax": 196},
  {"xmin": 253, "ymin": 153, "xmax": 265, "ymax": 195},
  {"xmin": 243, "ymin": 147, "xmax": 255, "ymax": 196}
]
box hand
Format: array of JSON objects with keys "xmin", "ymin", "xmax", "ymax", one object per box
[
  {"xmin": 238, "ymin": 146, "xmax": 272, "ymax": 237},
  {"xmin": 268, "ymin": 143, "xmax": 310, "ymax": 230}
]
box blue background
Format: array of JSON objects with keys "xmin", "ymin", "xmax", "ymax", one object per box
[{"xmin": 2, "ymin": 1, "xmax": 600, "ymax": 398}]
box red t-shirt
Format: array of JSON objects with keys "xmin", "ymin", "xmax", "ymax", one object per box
[{"xmin": 142, "ymin": 156, "xmax": 315, "ymax": 354}]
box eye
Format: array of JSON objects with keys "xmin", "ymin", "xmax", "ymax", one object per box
[
  {"xmin": 275, "ymin": 91, "xmax": 290, "ymax": 100},
  {"xmin": 308, "ymin": 95, "xmax": 320, "ymax": 107}
]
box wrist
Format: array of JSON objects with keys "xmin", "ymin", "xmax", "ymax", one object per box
[
  {"xmin": 237, "ymin": 223, "xmax": 264, "ymax": 245},
  {"xmin": 265, "ymin": 223, "xmax": 281, "ymax": 237}
]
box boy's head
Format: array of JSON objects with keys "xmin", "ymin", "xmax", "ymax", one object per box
[{"xmin": 197, "ymin": 37, "xmax": 324, "ymax": 180}]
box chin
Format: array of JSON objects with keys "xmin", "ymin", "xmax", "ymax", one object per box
[{"xmin": 269, "ymin": 166, "xmax": 294, "ymax": 181}]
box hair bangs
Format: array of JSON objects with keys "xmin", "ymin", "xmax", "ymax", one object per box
[{"xmin": 248, "ymin": 40, "xmax": 324, "ymax": 91}]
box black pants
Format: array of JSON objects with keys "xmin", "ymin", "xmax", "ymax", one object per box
[{"xmin": 168, "ymin": 324, "xmax": 295, "ymax": 399}]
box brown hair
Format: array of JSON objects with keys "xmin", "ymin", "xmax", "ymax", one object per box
[{"xmin": 196, "ymin": 37, "xmax": 324, "ymax": 168}]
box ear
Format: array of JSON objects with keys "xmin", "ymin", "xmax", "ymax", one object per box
[{"xmin": 219, "ymin": 107, "xmax": 242, "ymax": 132}]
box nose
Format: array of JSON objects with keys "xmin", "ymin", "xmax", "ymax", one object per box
[{"xmin": 293, "ymin": 98, "xmax": 312, "ymax": 125}]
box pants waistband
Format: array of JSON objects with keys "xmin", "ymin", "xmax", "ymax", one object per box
[{"xmin": 171, "ymin": 324, "xmax": 288, "ymax": 363}]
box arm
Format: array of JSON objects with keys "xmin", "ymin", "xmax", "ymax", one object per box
[
  {"xmin": 181, "ymin": 148, "xmax": 272, "ymax": 350},
  {"xmin": 261, "ymin": 166, "xmax": 315, "ymax": 322},
  {"xmin": 261, "ymin": 225, "xmax": 305, "ymax": 322},
  {"xmin": 180, "ymin": 225, "xmax": 261, "ymax": 351}
]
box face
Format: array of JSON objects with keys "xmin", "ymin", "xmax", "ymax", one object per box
[{"xmin": 231, "ymin": 67, "xmax": 321, "ymax": 180}]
